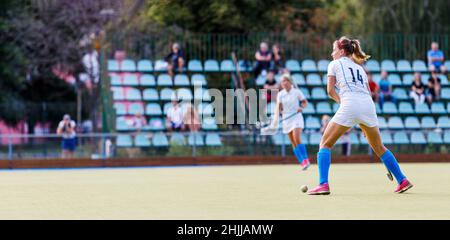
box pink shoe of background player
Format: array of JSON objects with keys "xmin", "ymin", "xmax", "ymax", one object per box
[
  {"xmin": 394, "ymin": 179, "xmax": 413, "ymax": 193},
  {"xmin": 301, "ymin": 159, "xmax": 310, "ymax": 171},
  {"xmin": 307, "ymin": 183, "xmax": 330, "ymax": 195}
]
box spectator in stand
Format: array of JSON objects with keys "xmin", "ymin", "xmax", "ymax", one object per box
[
  {"xmin": 253, "ymin": 42, "xmax": 272, "ymax": 77},
  {"xmin": 165, "ymin": 43, "xmax": 184, "ymax": 77},
  {"xmin": 132, "ymin": 112, "xmax": 147, "ymax": 134},
  {"xmin": 183, "ymin": 104, "xmax": 200, "ymax": 132},
  {"xmin": 166, "ymin": 99, "xmax": 184, "ymax": 132},
  {"xmin": 263, "ymin": 70, "xmax": 279, "ymax": 102},
  {"xmin": 367, "ymin": 72, "xmax": 379, "ymax": 103},
  {"xmin": 427, "ymin": 42, "xmax": 447, "ymax": 74},
  {"xmin": 56, "ymin": 114, "xmax": 77, "ymax": 159},
  {"xmin": 271, "ymin": 44, "xmax": 284, "ymax": 73},
  {"xmin": 378, "ymin": 71, "xmax": 396, "ymax": 107},
  {"xmin": 426, "ymin": 71, "xmax": 441, "ymax": 105},
  {"xmin": 409, "ymin": 72, "xmax": 426, "ymax": 104}
]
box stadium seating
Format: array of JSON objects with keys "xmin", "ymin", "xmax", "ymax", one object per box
[
  {"xmin": 152, "ymin": 132, "xmax": 169, "ymax": 147},
  {"xmin": 108, "ymin": 60, "xmax": 120, "ymax": 72},
  {"xmin": 286, "ymin": 60, "xmax": 301, "ymax": 72},
  {"xmin": 117, "ymin": 134, "xmax": 133, "ymax": 147},
  {"xmin": 302, "ymin": 59, "xmax": 317, "ymax": 72},
  {"xmin": 427, "ymin": 132, "xmax": 443, "ymax": 144},
  {"xmin": 204, "ymin": 60, "xmax": 220, "ymax": 72},
  {"xmin": 188, "ymin": 60, "xmax": 203, "ymax": 72},
  {"xmin": 396, "ymin": 60, "xmax": 412, "ymax": 72},
  {"xmin": 410, "ymin": 132, "xmax": 427, "ymax": 144},
  {"xmin": 146, "ymin": 103, "xmax": 162, "ymax": 116},
  {"xmin": 393, "ymin": 132, "xmax": 409, "ymax": 144},
  {"xmin": 188, "ymin": 133, "xmax": 205, "ymax": 146},
  {"xmin": 220, "ymin": 60, "xmax": 235, "ymax": 72},
  {"xmin": 412, "ymin": 60, "xmax": 427, "ymax": 72},
  {"xmin": 143, "ymin": 89, "xmax": 159, "ymax": 101},
  {"xmin": 174, "ymin": 74, "xmax": 190, "ymax": 86},
  {"xmin": 157, "ymin": 74, "xmax": 173, "ymax": 86},
  {"xmin": 191, "ymin": 74, "xmax": 207, "ymax": 86},
  {"xmin": 306, "ymin": 74, "xmax": 322, "ymax": 86},
  {"xmin": 365, "ymin": 60, "xmax": 380, "ymax": 72},
  {"xmin": 381, "ymin": 60, "xmax": 396, "ymax": 72},
  {"xmin": 205, "ymin": 133, "xmax": 222, "ymax": 146},
  {"xmin": 317, "ymin": 60, "xmax": 330, "ymax": 72},
  {"xmin": 135, "ymin": 134, "xmax": 151, "ymax": 147},
  {"xmin": 121, "ymin": 59, "xmax": 136, "ymax": 72},
  {"xmin": 140, "ymin": 74, "xmax": 156, "ymax": 86},
  {"xmin": 137, "ymin": 60, "xmax": 153, "ymax": 72},
  {"xmin": 421, "ymin": 116, "xmax": 436, "ymax": 129}
]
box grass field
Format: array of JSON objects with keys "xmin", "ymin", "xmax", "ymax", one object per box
[{"xmin": 0, "ymin": 163, "xmax": 449, "ymax": 220}]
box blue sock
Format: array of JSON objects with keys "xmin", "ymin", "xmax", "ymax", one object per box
[
  {"xmin": 317, "ymin": 148, "xmax": 331, "ymax": 185},
  {"xmin": 380, "ymin": 149, "xmax": 406, "ymax": 184},
  {"xmin": 299, "ymin": 144, "xmax": 309, "ymax": 160},
  {"xmin": 293, "ymin": 147, "xmax": 303, "ymax": 164}
]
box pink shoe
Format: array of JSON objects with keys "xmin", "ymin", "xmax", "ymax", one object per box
[
  {"xmin": 394, "ymin": 179, "xmax": 413, "ymax": 194},
  {"xmin": 307, "ymin": 183, "xmax": 330, "ymax": 195},
  {"xmin": 301, "ymin": 159, "xmax": 310, "ymax": 171}
]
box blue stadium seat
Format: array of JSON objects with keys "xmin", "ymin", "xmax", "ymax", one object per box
[
  {"xmin": 388, "ymin": 74, "xmax": 402, "ymax": 86},
  {"xmin": 147, "ymin": 118, "xmax": 165, "ymax": 131},
  {"xmin": 412, "ymin": 60, "xmax": 427, "ymax": 72},
  {"xmin": 381, "ymin": 60, "xmax": 396, "ymax": 72},
  {"xmin": 255, "ymin": 75, "xmax": 266, "ymax": 86},
  {"xmin": 444, "ymin": 131, "xmax": 450, "ymax": 144},
  {"xmin": 198, "ymin": 103, "xmax": 214, "ymax": 116},
  {"xmin": 292, "ymin": 74, "xmax": 305, "ymax": 85},
  {"xmin": 123, "ymin": 74, "xmax": 139, "ymax": 86},
  {"xmin": 157, "ymin": 74, "xmax": 173, "ymax": 86},
  {"xmin": 380, "ymin": 131, "xmax": 393, "ymax": 144},
  {"xmin": 188, "ymin": 60, "xmax": 203, "ymax": 72},
  {"xmin": 437, "ymin": 116, "xmax": 450, "ymax": 128},
  {"xmin": 382, "ymin": 102, "xmax": 398, "ymax": 114},
  {"xmin": 311, "ymin": 88, "xmax": 327, "ymax": 100},
  {"xmin": 431, "ymin": 102, "xmax": 446, "ymax": 114},
  {"xmin": 322, "ymin": 74, "xmax": 328, "ymax": 85},
  {"xmin": 421, "ymin": 74, "xmax": 430, "ymax": 85},
  {"xmin": 108, "ymin": 60, "xmax": 119, "ymax": 72},
  {"xmin": 238, "ymin": 60, "xmax": 252, "ymax": 72},
  {"xmin": 191, "ymin": 74, "xmax": 207, "ymax": 86},
  {"xmin": 176, "ymin": 88, "xmax": 193, "ymax": 101},
  {"xmin": 125, "ymin": 88, "xmax": 141, "ymax": 101},
  {"xmin": 302, "ymin": 102, "xmax": 315, "ymax": 114},
  {"xmin": 272, "ymin": 133, "xmax": 291, "ymax": 146},
  {"xmin": 170, "ymin": 133, "xmax": 186, "ymax": 145},
  {"xmin": 309, "ymin": 132, "xmax": 322, "ymax": 145},
  {"xmin": 285, "ymin": 60, "xmax": 301, "ymax": 72},
  {"xmin": 160, "ymin": 88, "xmax": 175, "ymax": 101},
  {"xmin": 135, "ymin": 134, "xmax": 151, "ymax": 147},
  {"xmin": 266, "ymin": 102, "xmax": 276, "ymax": 115},
  {"xmin": 174, "ymin": 74, "xmax": 190, "ymax": 86},
  {"xmin": 365, "ymin": 60, "xmax": 380, "ymax": 72},
  {"xmin": 441, "ymin": 88, "xmax": 450, "ymax": 100},
  {"xmin": 152, "ymin": 132, "xmax": 169, "ymax": 147},
  {"xmin": 375, "ymin": 103, "xmax": 382, "ymax": 114},
  {"xmin": 317, "ymin": 59, "xmax": 330, "ymax": 72},
  {"xmin": 306, "ymin": 74, "xmax": 322, "ymax": 86},
  {"xmin": 316, "ymin": 102, "xmax": 332, "ymax": 114},
  {"xmin": 143, "ymin": 88, "xmax": 159, "ymax": 101},
  {"xmin": 140, "ymin": 74, "xmax": 156, "ymax": 86},
  {"xmin": 146, "ymin": 103, "xmax": 162, "ymax": 116},
  {"xmin": 445, "ymin": 61, "xmax": 450, "ymax": 71},
  {"xmin": 206, "ymin": 133, "xmax": 222, "ymax": 146},
  {"xmin": 128, "ymin": 103, "xmax": 144, "ymax": 115},
  {"xmin": 188, "ymin": 133, "xmax": 204, "ymax": 146},
  {"xmin": 402, "ymin": 74, "xmax": 414, "ymax": 86},
  {"xmin": 378, "ymin": 116, "xmax": 388, "ymax": 129},
  {"xmin": 154, "ymin": 59, "xmax": 168, "ymax": 72},
  {"xmin": 204, "ymin": 60, "xmax": 220, "ymax": 72},
  {"xmin": 393, "ymin": 132, "xmax": 409, "ymax": 144},
  {"xmin": 333, "ymin": 103, "xmax": 340, "ymax": 112},
  {"xmin": 415, "ymin": 103, "xmax": 430, "ymax": 114},
  {"xmin": 396, "ymin": 60, "xmax": 412, "ymax": 72},
  {"xmin": 116, "ymin": 117, "xmax": 130, "ymax": 131},
  {"xmin": 349, "ymin": 132, "xmax": 360, "ymax": 144},
  {"xmin": 302, "ymin": 59, "xmax": 317, "ymax": 72},
  {"xmin": 392, "ymin": 88, "xmax": 407, "ymax": 100},
  {"xmin": 421, "ymin": 116, "xmax": 436, "ymax": 129},
  {"xmin": 137, "ymin": 60, "xmax": 153, "ymax": 72},
  {"xmin": 202, "ymin": 117, "xmax": 218, "ymax": 131},
  {"xmin": 113, "ymin": 102, "xmax": 127, "ymax": 115},
  {"xmin": 427, "ymin": 132, "xmax": 443, "ymax": 144},
  {"xmin": 372, "ymin": 74, "xmax": 381, "ymax": 84},
  {"xmin": 398, "ymin": 102, "xmax": 414, "ymax": 114},
  {"xmin": 220, "ymin": 60, "xmax": 235, "ymax": 72},
  {"xmin": 410, "ymin": 132, "xmax": 426, "ymax": 144},
  {"xmin": 194, "ymin": 88, "xmax": 211, "ymax": 101},
  {"xmin": 111, "ymin": 87, "xmax": 125, "ymax": 100},
  {"xmin": 359, "ymin": 133, "xmax": 368, "ymax": 145},
  {"xmin": 305, "ymin": 116, "xmax": 321, "ymax": 129},
  {"xmin": 117, "ymin": 134, "xmax": 133, "ymax": 147},
  {"xmin": 404, "ymin": 116, "xmax": 420, "ymax": 129},
  {"xmin": 300, "ymin": 88, "xmax": 310, "ymax": 99},
  {"xmin": 110, "ymin": 75, "xmax": 122, "ymax": 86},
  {"xmin": 439, "ymin": 74, "xmax": 449, "ymax": 86},
  {"xmin": 388, "ymin": 117, "xmax": 404, "ymax": 129},
  {"xmin": 121, "ymin": 59, "xmax": 136, "ymax": 72},
  {"xmin": 163, "ymin": 102, "xmax": 173, "ymax": 115}
]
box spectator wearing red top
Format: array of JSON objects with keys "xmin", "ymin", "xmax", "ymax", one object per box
[{"xmin": 367, "ymin": 72, "xmax": 379, "ymax": 103}]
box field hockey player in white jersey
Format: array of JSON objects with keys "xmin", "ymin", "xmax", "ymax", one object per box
[{"xmin": 307, "ymin": 36, "xmax": 413, "ymax": 195}]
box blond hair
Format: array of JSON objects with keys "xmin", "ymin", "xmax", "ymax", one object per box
[{"xmin": 336, "ymin": 36, "xmax": 370, "ymax": 65}]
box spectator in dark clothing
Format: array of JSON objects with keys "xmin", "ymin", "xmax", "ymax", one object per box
[
  {"xmin": 253, "ymin": 42, "xmax": 272, "ymax": 77},
  {"xmin": 409, "ymin": 72, "xmax": 426, "ymax": 104},
  {"xmin": 263, "ymin": 70, "xmax": 279, "ymax": 102},
  {"xmin": 271, "ymin": 44, "xmax": 284, "ymax": 73},
  {"xmin": 165, "ymin": 43, "xmax": 184, "ymax": 76},
  {"xmin": 426, "ymin": 71, "xmax": 441, "ymax": 104}
]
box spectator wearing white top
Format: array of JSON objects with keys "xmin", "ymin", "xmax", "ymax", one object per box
[
  {"xmin": 56, "ymin": 114, "xmax": 77, "ymax": 158},
  {"xmin": 166, "ymin": 100, "xmax": 184, "ymax": 132}
]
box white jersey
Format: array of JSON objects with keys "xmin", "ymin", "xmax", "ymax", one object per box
[
  {"xmin": 277, "ymin": 88, "xmax": 306, "ymax": 133},
  {"xmin": 327, "ymin": 56, "xmax": 370, "ymax": 98}
]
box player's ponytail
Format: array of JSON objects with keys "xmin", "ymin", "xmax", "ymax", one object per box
[{"xmin": 350, "ymin": 39, "xmax": 370, "ymax": 65}]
